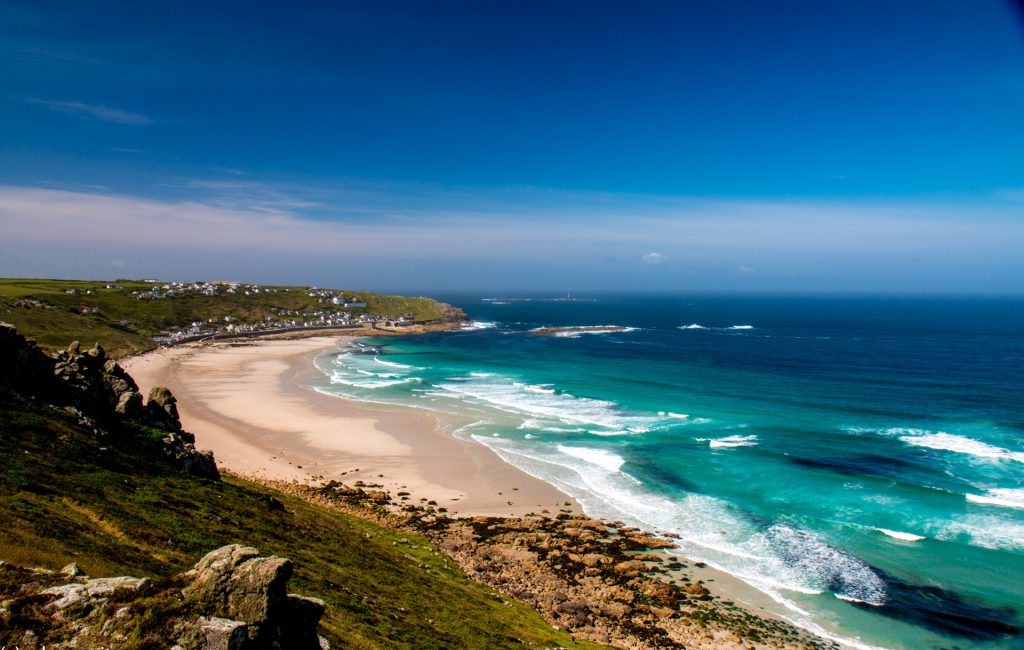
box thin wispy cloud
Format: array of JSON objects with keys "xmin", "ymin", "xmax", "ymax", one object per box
[
  {"xmin": 1, "ymin": 183, "xmax": 1022, "ymax": 292},
  {"xmin": 26, "ymin": 99, "xmax": 153, "ymax": 125}
]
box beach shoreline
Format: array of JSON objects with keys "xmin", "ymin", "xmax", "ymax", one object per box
[
  {"xmin": 124, "ymin": 336, "xmax": 580, "ymax": 518},
  {"xmin": 123, "ymin": 334, "xmax": 853, "ymax": 648}
]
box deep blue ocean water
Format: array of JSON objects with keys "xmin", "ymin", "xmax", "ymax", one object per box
[{"xmin": 310, "ymin": 294, "xmax": 1024, "ymax": 649}]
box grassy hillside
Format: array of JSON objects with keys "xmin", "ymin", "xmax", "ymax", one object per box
[
  {"xmin": 0, "ymin": 386, "xmax": 603, "ymax": 649},
  {"xmin": 0, "ymin": 278, "xmax": 452, "ymax": 358}
]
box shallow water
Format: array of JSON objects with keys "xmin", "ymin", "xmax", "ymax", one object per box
[{"xmin": 310, "ymin": 294, "xmax": 1024, "ymax": 649}]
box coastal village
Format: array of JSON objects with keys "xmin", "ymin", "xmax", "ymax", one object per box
[
  {"xmin": 0, "ymin": 276, "xmax": 460, "ymax": 358},
  {"xmin": 130, "ymin": 281, "xmax": 417, "ymax": 345}
]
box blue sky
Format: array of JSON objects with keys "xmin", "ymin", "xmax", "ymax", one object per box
[{"xmin": 1, "ymin": 1, "xmax": 1023, "ymax": 292}]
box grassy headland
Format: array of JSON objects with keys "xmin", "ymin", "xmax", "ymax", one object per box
[
  {"xmin": 0, "ymin": 277, "xmax": 459, "ymax": 358},
  {"xmin": 0, "ymin": 325, "xmax": 601, "ymax": 649}
]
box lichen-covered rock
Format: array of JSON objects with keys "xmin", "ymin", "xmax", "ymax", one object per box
[
  {"xmin": 2, "ymin": 546, "xmax": 326, "ymax": 649},
  {"xmin": 197, "ymin": 616, "xmax": 249, "ymax": 650},
  {"xmin": 182, "ymin": 545, "xmax": 323, "ymax": 648},
  {"xmin": 41, "ymin": 576, "xmax": 150, "ymax": 619},
  {"xmin": 226, "ymin": 556, "xmax": 292, "ymax": 626},
  {"xmin": 115, "ymin": 389, "xmax": 144, "ymax": 418},
  {"xmin": 145, "ymin": 386, "xmax": 182, "ymax": 431},
  {"xmin": 61, "ymin": 562, "xmax": 85, "ymax": 577}
]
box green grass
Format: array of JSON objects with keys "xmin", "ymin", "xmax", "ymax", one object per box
[
  {"xmin": 0, "ymin": 278, "xmax": 451, "ymax": 358},
  {"xmin": 0, "ymin": 387, "xmax": 603, "ymax": 649}
]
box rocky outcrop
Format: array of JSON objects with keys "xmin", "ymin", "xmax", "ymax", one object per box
[
  {"xmin": 178, "ymin": 545, "xmax": 327, "ymax": 649},
  {"xmin": 274, "ymin": 479, "xmax": 836, "ymax": 650},
  {"xmin": 434, "ymin": 300, "xmax": 468, "ymax": 324},
  {"xmin": 0, "ymin": 322, "xmax": 60, "ymax": 397},
  {"xmin": 0, "ymin": 546, "xmax": 327, "ymax": 650},
  {"xmin": 0, "ymin": 322, "xmax": 218, "ymax": 479}
]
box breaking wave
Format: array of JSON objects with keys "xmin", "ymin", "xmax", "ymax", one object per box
[
  {"xmin": 429, "ymin": 374, "xmax": 663, "ymax": 435},
  {"xmin": 875, "ymin": 528, "xmax": 926, "ymax": 542},
  {"xmin": 701, "ymin": 434, "xmax": 759, "ymax": 449},
  {"xmin": 966, "ymin": 488, "xmax": 1024, "ymax": 510},
  {"xmin": 470, "ymin": 435, "xmax": 889, "ymax": 613}
]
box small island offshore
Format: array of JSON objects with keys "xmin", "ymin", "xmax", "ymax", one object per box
[
  {"xmin": 532, "ymin": 325, "xmax": 633, "ymax": 337},
  {"xmin": 0, "ymin": 277, "xmax": 831, "ymax": 649}
]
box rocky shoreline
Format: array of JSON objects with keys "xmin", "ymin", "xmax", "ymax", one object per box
[
  {"xmin": 2, "ymin": 323, "xmax": 835, "ymax": 649},
  {"xmin": 261, "ymin": 477, "xmax": 837, "ymax": 650}
]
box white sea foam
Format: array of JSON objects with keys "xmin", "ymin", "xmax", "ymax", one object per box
[
  {"xmin": 679, "ymin": 324, "xmax": 754, "ymax": 331},
  {"xmin": 658, "ymin": 411, "xmax": 689, "ymax": 419},
  {"xmin": 547, "ymin": 325, "xmax": 638, "ymax": 339},
  {"xmin": 708, "ymin": 434, "xmax": 759, "ymax": 449},
  {"xmin": 469, "ymin": 435, "xmax": 887, "ymax": 612},
  {"xmin": 895, "ymin": 431, "xmax": 1024, "ymax": 463},
  {"xmin": 875, "ymin": 528, "xmax": 926, "ymax": 542},
  {"xmin": 517, "ymin": 418, "xmax": 586, "ymax": 433},
  {"xmin": 967, "ymin": 488, "xmax": 1024, "ymax": 510},
  {"xmin": 557, "ymin": 445, "xmax": 626, "ymax": 472},
  {"xmin": 462, "ymin": 320, "xmax": 498, "ymax": 330},
  {"xmin": 431, "ymin": 374, "xmax": 660, "ymax": 434},
  {"xmin": 373, "ymin": 356, "xmax": 414, "ymax": 370},
  {"xmin": 521, "ymin": 383, "xmax": 556, "ymax": 394},
  {"xmin": 934, "ymin": 514, "xmax": 1024, "ymax": 551},
  {"xmin": 318, "ymin": 351, "xmax": 428, "ymax": 390},
  {"xmin": 329, "ymin": 373, "xmax": 420, "ymax": 389}
]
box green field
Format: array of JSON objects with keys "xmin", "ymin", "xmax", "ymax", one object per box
[{"xmin": 0, "ymin": 278, "xmax": 450, "ymax": 358}]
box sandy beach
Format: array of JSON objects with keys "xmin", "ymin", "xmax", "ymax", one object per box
[
  {"xmin": 122, "ymin": 336, "xmax": 805, "ymax": 631},
  {"xmin": 123, "ymin": 336, "xmax": 578, "ymax": 517}
]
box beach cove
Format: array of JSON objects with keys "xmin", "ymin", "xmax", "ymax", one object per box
[
  {"xmin": 122, "ymin": 293, "xmax": 1024, "ymax": 650},
  {"xmin": 124, "ymin": 336, "xmax": 578, "ymax": 518},
  {"xmin": 123, "ymin": 331, "xmax": 843, "ymax": 650}
]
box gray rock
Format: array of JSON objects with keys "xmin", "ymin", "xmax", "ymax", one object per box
[
  {"xmin": 146, "ymin": 386, "xmax": 181, "ymax": 429},
  {"xmin": 226, "ymin": 556, "xmax": 292, "ymax": 624},
  {"xmin": 184, "ymin": 545, "xmax": 324, "ymax": 648},
  {"xmin": 41, "ymin": 576, "xmax": 149, "ymax": 619},
  {"xmin": 61, "ymin": 562, "xmax": 86, "ymax": 577},
  {"xmin": 198, "ymin": 616, "xmax": 249, "ymax": 650},
  {"xmin": 115, "ymin": 390, "xmax": 144, "ymax": 418}
]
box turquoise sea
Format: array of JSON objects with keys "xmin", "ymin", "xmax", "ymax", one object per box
[{"xmin": 309, "ymin": 294, "xmax": 1024, "ymax": 649}]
